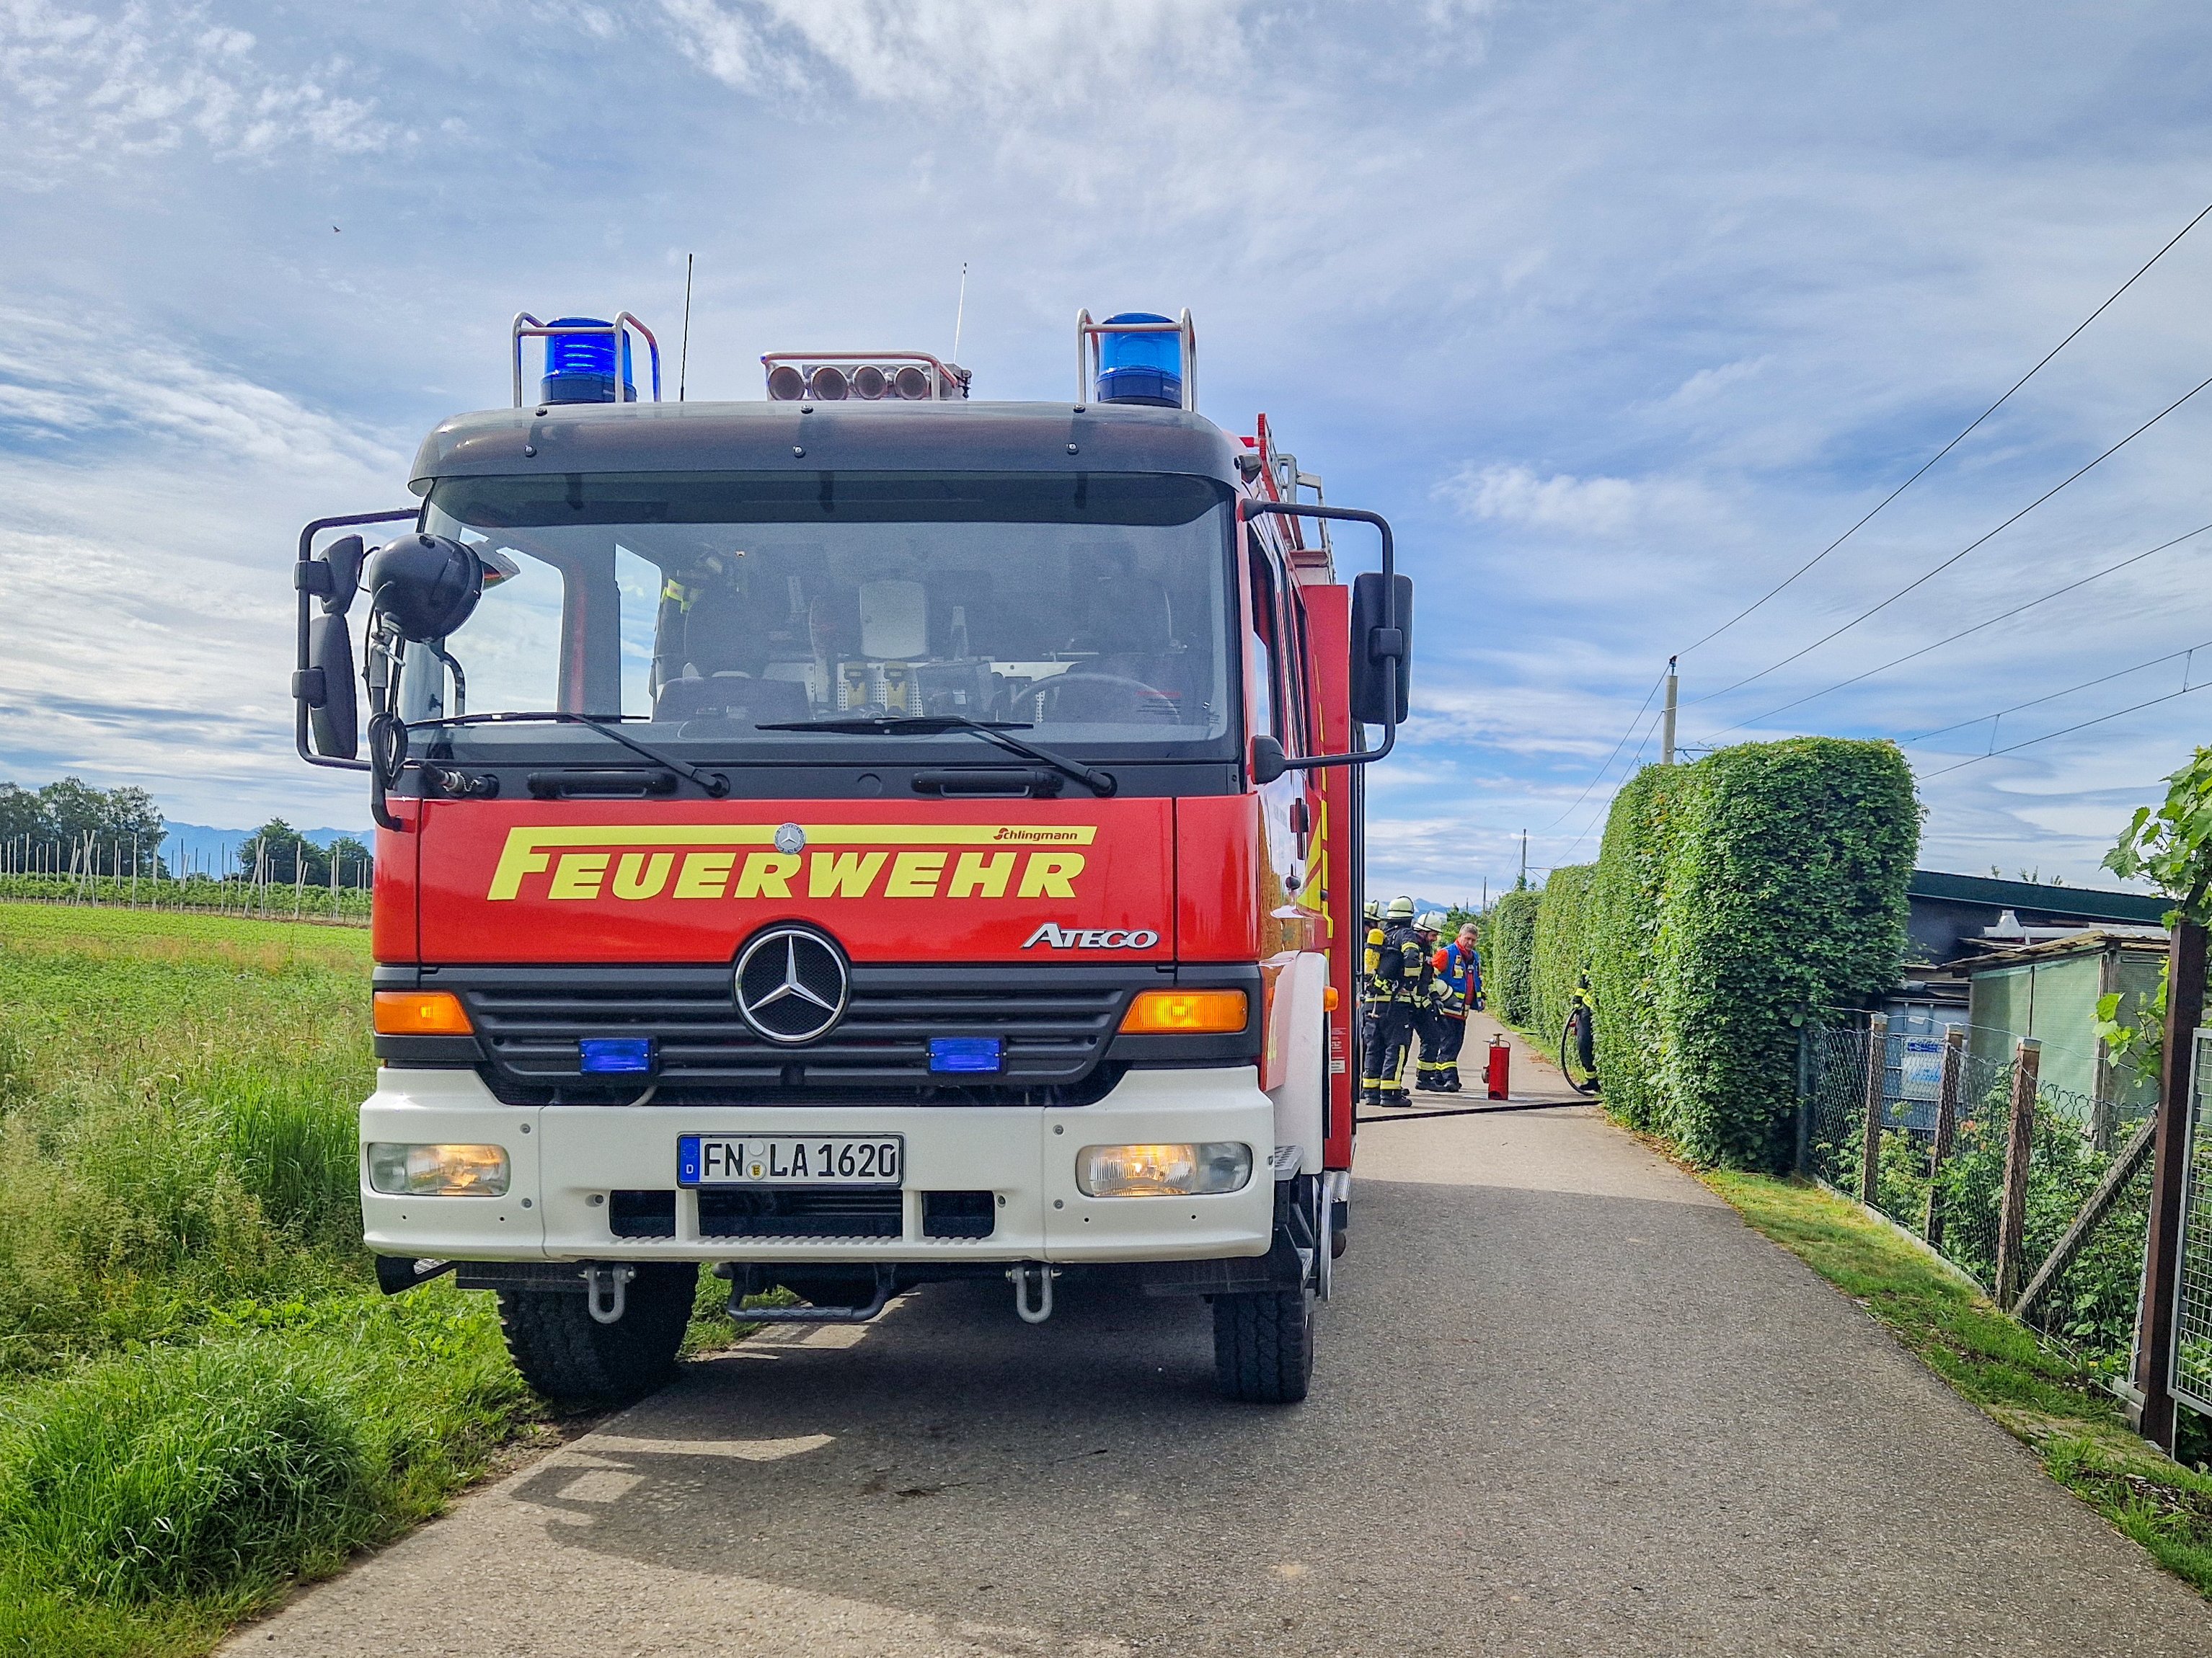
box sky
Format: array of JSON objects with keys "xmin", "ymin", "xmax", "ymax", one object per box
[{"xmin": 3, "ymin": 0, "xmax": 2211, "ymax": 902}]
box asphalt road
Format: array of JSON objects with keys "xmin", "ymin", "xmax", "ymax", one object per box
[{"xmin": 230, "ymin": 1019, "xmax": 2212, "ymax": 1655}]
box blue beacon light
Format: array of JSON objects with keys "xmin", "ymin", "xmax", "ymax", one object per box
[
  {"xmin": 540, "ymin": 317, "xmax": 635, "ymax": 405},
  {"xmin": 929, "ymin": 1036, "xmax": 1004, "ymax": 1075},
  {"xmin": 1094, "ymin": 311, "xmax": 1183, "ymax": 408},
  {"xmin": 579, "ymin": 1037, "xmax": 655, "ymax": 1075}
]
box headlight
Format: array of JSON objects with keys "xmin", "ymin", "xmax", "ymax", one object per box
[
  {"xmin": 367, "ymin": 1143, "xmax": 510, "ymax": 1197},
  {"xmin": 1076, "ymin": 1142, "xmax": 1252, "ymax": 1198}
]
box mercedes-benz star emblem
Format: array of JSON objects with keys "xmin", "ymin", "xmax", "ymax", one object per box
[
  {"xmin": 774, "ymin": 822, "xmax": 806, "ymax": 855},
  {"xmin": 733, "ymin": 926, "xmax": 848, "ymax": 1045}
]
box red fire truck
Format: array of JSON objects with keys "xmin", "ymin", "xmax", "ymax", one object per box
[{"xmin": 291, "ymin": 307, "xmax": 1411, "ymax": 1405}]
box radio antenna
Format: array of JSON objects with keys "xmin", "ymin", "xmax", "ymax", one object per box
[
  {"xmin": 678, "ymin": 253, "xmax": 694, "ymax": 402},
  {"xmin": 951, "ymin": 261, "xmax": 968, "ymax": 360}
]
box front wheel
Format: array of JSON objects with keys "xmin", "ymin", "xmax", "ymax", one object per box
[
  {"xmin": 1213, "ymin": 1287, "xmax": 1316, "ymax": 1403},
  {"xmin": 1561, "ymin": 1009, "xmax": 1599, "ymax": 1096},
  {"xmin": 496, "ymin": 1263, "xmax": 696, "ymax": 1406}
]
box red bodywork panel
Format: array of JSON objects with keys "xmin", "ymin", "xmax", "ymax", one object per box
[
  {"xmin": 1302, "ymin": 582, "xmax": 1358, "ymax": 1169},
  {"xmin": 407, "ymin": 798, "xmax": 1175, "ymax": 965},
  {"xmin": 1174, "ymin": 795, "xmax": 1260, "ymax": 963},
  {"xmin": 372, "ymin": 801, "xmax": 420, "ymax": 964}
]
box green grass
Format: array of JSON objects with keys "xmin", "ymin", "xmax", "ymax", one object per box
[
  {"xmin": 1708, "ymin": 1171, "xmax": 2212, "ymax": 1597},
  {"xmin": 0, "ymin": 901, "xmax": 746, "ymax": 1652}
]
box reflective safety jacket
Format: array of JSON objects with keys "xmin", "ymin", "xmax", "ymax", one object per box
[
  {"xmin": 1363, "ymin": 923, "xmax": 1430, "ymax": 1004},
  {"xmin": 1435, "ymin": 941, "xmax": 1479, "ymax": 1006}
]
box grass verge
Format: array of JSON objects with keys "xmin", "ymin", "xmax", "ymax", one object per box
[
  {"xmin": 1707, "ymin": 1170, "xmax": 2212, "ymax": 1597},
  {"xmin": 0, "ymin": 901, "xmax": 748, "ymax": 1653}
]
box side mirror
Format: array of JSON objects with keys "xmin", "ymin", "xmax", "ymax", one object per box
[
  {"xmin": 366, "ymin": 533, "xmax": 485, "ymax": 642},
  {"xmin": 298, "ymin": 615, "xmax": 359, "ymax": 759},
  {"xmin": 1250, "ymin": 735, "xmax": 1290, "ymax": 785},
  {"xmin": 1350, "ymin": 571, "xmax": 1413, "ymax": 727}
]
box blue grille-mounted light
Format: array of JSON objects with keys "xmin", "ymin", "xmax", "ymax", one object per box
[
  {"xmin": 540, "ymin": 317, "xmax": 635, "ymax": 405},
  {"xmin": 1095, "ymin": 311, "xmax": 1183, "ymax": 408},
  {"xmin": 579, "ymin": 1036, "xmax": 656, "ymax": 1075},
  {"xmin": 928, "ymin": 1036, "xmax": 1004, "ymax": 1075}
]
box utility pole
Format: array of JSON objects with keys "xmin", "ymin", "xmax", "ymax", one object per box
[
  {"xmin": 1518, "ymin": 830, "xmax": 1528, "ymax": 890},
  {"xmin": 1661, "ymin": 655, "xmax": 1679, "ymax": 765}
]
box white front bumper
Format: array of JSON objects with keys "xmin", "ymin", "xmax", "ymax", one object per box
[{"xmin": 360, "ymin": 1064, "xmax": 1275, "ymax": 1266}]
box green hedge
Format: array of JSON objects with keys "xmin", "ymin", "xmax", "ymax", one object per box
[
  {"xmin": 1484, "ymin": 889, "xmax": 1539, "ymax": 1027},
  {"xmin": 1530, "ymin": 864, "xmax": 1597, "ymax": 1044},
  {"xmin": 1590, "ymin": 739, "xmax": 1917, "ymax": 1170},
  {"xmin": 1588, "ymin": 763, "xmax": 1686, "ymax": 1135}
]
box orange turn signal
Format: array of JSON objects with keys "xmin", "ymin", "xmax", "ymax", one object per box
[
  {"xmin": 373, "ymin": 990, "xmax": 474, "ymax": 1036},
  {"xmin": 1118, "ymin": 988, "xmax": 1249, "ymax": 1035},
  {"xmin": 1324, "ymin": 986, "xmax": 1340, "ymax": 1011}
]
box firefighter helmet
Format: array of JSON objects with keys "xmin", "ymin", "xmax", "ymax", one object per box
[
  {"xmin": 1385, "ymin": 895, "xmax": 1416, "ymax": 920},
  {"xmin": 1416, "ymin": 912, "xmax": 1446, "ymax": 935}
]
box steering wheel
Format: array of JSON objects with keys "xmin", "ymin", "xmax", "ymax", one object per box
[{"xmin": 1017, "ymin": 673, "xmax": 1180, "ymax": 724}]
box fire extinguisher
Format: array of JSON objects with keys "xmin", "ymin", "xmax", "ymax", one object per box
[{"xmin": 1485, "ymin": 1037, "xmax": 1510, "ymax": 1101}]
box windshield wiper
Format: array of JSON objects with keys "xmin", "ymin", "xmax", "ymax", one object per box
[
  {"xmin": 409, "ymin": 711, "xmax": 730, "ymax": 797},
  {"xmin": 756, "ymin": 715, "xmax": 1118, "ymax": 797}
]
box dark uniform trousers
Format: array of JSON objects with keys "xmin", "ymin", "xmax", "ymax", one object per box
[{"xmin": 1361, "ymin": 1001, "xmax": 1417, "ymax": 1100}]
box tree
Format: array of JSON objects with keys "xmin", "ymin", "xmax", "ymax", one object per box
[
  {"xmin": 2093, "ymin": 747, "xmax": 2212, "ymax": 1079},
  {"xmin": 2105, "ymin": 746, "xmax": 2212, "ymax": 923},
  {"xmin": 324, "ymin": 835, "xmax": 375, "ymax": 890},
  {"xmin": 237, "ymin": 820, "xmax": 328, "ymax": 886},
  {"xmin": 0, "ymin": 776, "xmax": 167, "ymax": 875}
]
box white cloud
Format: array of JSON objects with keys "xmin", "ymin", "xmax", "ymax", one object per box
[
  {"xmin": 0, "ymin": 0, "xmax": 390, "ymax": 180},
  {"xmin": 658, "ymin": 0, "xmax": 1244, "ymax": 110},
  {"xmin": 1439, "ymin": 461, "xmax": 1722, "ymax": 538}
]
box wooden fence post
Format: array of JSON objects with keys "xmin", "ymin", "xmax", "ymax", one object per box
[
  {"xmin": 2132, "ymin": 918, "xmax": 2208, "ymax": 1453},
  {"xmin": 1924, "ymin": 1024, "xmax": 1967, "ymax": 1248},
  {"xmin": 1994, "ymin": 1037, "xmax": 2041, "ymax": 1308},
  {"xmin": 1860, "ymin": 1013, "xmax": 1889, "ymax": 1208}
]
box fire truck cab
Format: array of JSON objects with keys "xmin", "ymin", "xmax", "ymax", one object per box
[{"xmin": 293, "ymin": 309, "xmax": 1411, "ymax": 1406}]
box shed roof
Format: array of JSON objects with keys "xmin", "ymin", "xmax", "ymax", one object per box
[
  {"xmin": 1909, "ymin": 869, "xmax": 2167, "ymax": 924},
  {"xmin": 1965, "ymin": 926, "xmax": 2169, "ymax": 972}
]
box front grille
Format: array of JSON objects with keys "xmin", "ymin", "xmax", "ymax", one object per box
[
  {"xmin": 699, "ymin": 1187, "xmax": 902, "ymax": 1239},
  {"xmin": 440, "ymin": 965, "xmax": 1136, "ymax": 1103}
]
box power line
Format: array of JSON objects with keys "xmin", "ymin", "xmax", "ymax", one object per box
[
  {"xmin": 1536, "ymin": 665, "xmax": 1669, "ymax": 831},
  {"xmin": 1557, "ymin": 700, "xmax": 1671, "ymax": 859},
  {"xmin": 1689, "ymin": 368, "xmax": 2212, "ymax": 707},
  {"xmin": 1700, "ymin": 520, "xmax": 2212, "ymax": 740},
  {"xmin": 1916, "ymin": 678, "xmax": 2212, "ymax": 780},
  {"xmin": 1676, "ymin": 195, "xmax": 2212, "ymax": 658},
  {"xmin": 1901, "ymin": 635, "xmax": 2212, "ymax": 747}
]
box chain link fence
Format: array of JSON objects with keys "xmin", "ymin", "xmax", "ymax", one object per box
[
  {"xmin": 1802, "ymin": 1021, "xmax": 2151, "ymax": 1366},
  {"xmin": 2176, "ymin": 1032, "xmax": 2212, "ymax": 1415}
]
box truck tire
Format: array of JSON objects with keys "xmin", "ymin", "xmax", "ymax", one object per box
[
  {"xmin": 496, "ymin": 1264, "xmax": 696, "ymax": 1406},
  {"xmin": 1212, "ymin": 1287, "xmax": 1315, "ymax": 1404}
]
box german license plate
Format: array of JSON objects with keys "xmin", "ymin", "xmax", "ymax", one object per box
[{"xmin": 677, "ymin": 1134, "xmax": 903, "ymax": 1188}]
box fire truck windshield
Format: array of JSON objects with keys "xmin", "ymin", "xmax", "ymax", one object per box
[{"xmin": 410, "ymin": 469, "xmax": 1236, "ymax": 766}]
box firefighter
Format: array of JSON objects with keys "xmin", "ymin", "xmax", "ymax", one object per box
[
  {"xmin": 1360, "ymin": 895, "xmax": 1427, "ymax": 1107},
  {"xmin": 1422, "ymin": 920, "xmax": 1480, "ymax": 1091},
  {"xmin": 1412, "ymin": 913, "xmax": 1467, "ymax": 1092},
  {"xmin": 1358, "ymin": 897, "xmax": 1384, "ymax": 1058}
]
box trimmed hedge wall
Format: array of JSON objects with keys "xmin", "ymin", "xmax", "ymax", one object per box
[
  {"xmin": 1529, "ymin": 863, "xmax": 1597, "ymax": 1045},
  {"xmin": 1484, "ymin": 889, "xmax": 1539, "ymax": 1027},
  {"xmin": 1587, "ymin": 737, "xmax": 1917, "ymax": 1170}
]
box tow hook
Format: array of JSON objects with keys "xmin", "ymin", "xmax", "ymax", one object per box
[
  {"xmin": 581, "ymin": 1263, "xmax": 634, "ymax": 1325},
  {"xmin": 1007, "ymin": 1262, "xmax": 1058, "ymax": 1324}
]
